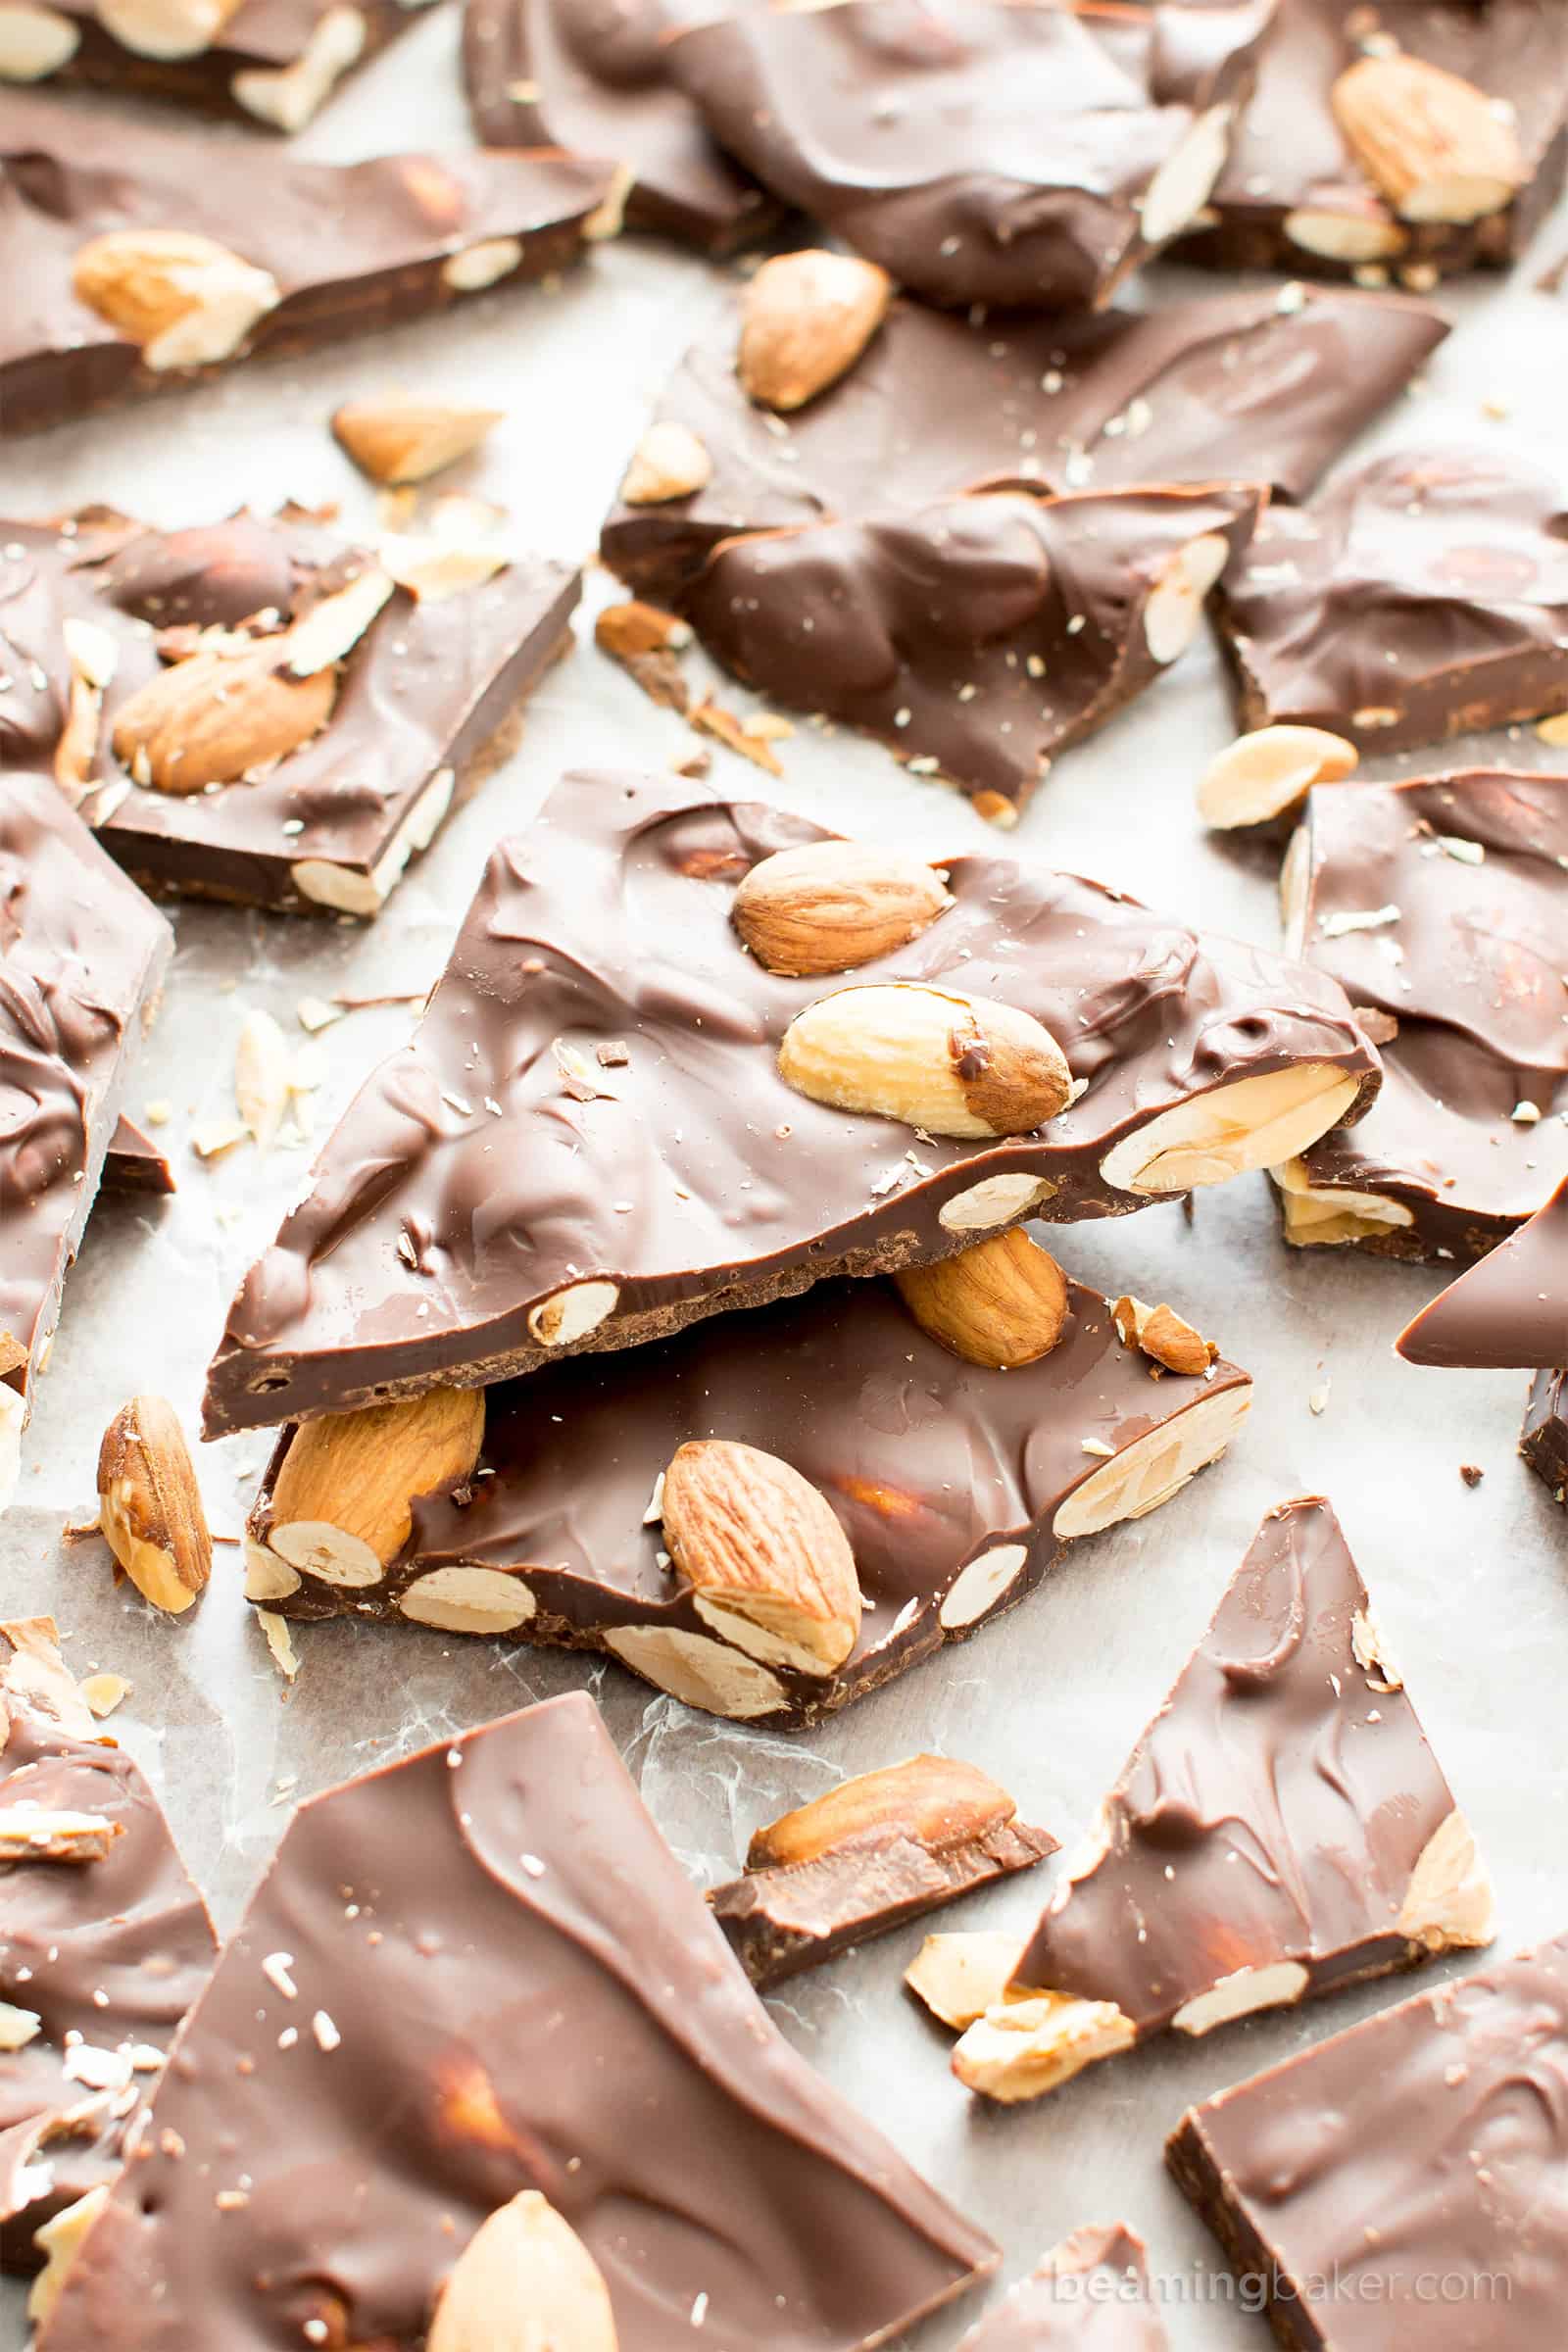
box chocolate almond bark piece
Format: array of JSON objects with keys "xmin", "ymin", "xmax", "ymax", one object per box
[
  {"xmin": 1274, "ymin": 771, "xmax": 1568, "ymax": 1263},
  {"xmin": 1168, "ymin": 1935, "xmax": 1568, "ymax": 2350},
  {"xmin": 709, "ymin": 1756, "xmax": 1057, "ymax": 1987},
  {"xmin": 1181, "ymin": 0, "xmax": 1568, "ymax": 282},
  {"xmin": 1397, "ymin": 1174, "xmax": 1568, "ymax": 1367},
  {"xmin": 1522, "ymin": 1368, "xmax": 1568, "ymax": 1501},
  {"xmin": 0, "ymin": 507, "xmax": 580, "ymax": 916},
  {"xmin": 1218, "ymin": 450, "xmax": 1568, "ymax": 757},
  {"xmin": 101, "ymin": 1117, "xmax": 173, "ymax": 1199},
  {"xmin": 956, "ymin": 2224, "xmax": 1169, "ymax": 2351},
  {"xmin": 680, "ymin": 483, "xmax": 1262, "ymax": 823},
  {"xmin": 462, "ymin": 0, "xmax": 777, "ymax": 252},
  {"xmin": 0, "ymin": 1620, "xmax": 216, "ymax": 2275},
  {"xmin": 35, "ymin": 1690, "xmax": 998, "ymax": 2350},
  {"xmin": 241, "ymin": 1242, "xmax": 1254, "ymax": 1723},
  {"xmin": 950, "ymin": 1497, "xmax": 1494, "ymax": 2104},
  {"xmin": 0, "ymin": 98, "xmax": 613, "ymax": 438},
  {"xmin": 601, "ymin": 282, "xmax": 1447, "ymax": 610},
  {"xmin": 1, "ymin": 775, "xmax": 172, "ymax": 1515},
  {"xmin": 664, "ymin": 0, "xmax": 1271, "ymax": 312},
  {"xmin": 203, "ymin": 772, "xmax": 1380, "ymax": 1434}
]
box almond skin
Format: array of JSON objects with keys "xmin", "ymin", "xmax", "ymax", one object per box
[
  {"xmin": 1197, "ymin": 724, "xmax": 1358, "ymax": 830},
  {"xmin": 1111, "ymin": 1295, "xmax": 1217, "ymax": 1377},
  {"xmin": 71, "ymin": 227, "xmax": 279, "ymax": 367},
  {"xmin": 896, "ymin": 1229, "xmax": 1068, "ymax": 1368},
  {"xmin": 331, "ymin": 399, "xmax": 504, "ymax": 487},
  {"xmin": 112, "ymin": 643, "xmax": 337, "ymax": 793},
  {"xmin": 778, "ymin": 981, "xmax": 1073, "ymax": 1139},
  {"xmin": 660, "ymin": 1439, "xmax": 861, "ymax": 1676},
  {"xmin": 262, "ymin": 1387, "xmax": 486, "ymax": 1590},
  {"xmin": 620, "ymin": 420, "xmax": 712, "ymax": 505},
  {"xmin": 96, "ymin": 1396, "xmax": 212, "ymax": 1615},
  {"xmin": 749, "ymin": 1754, "xmax": 1019, "ymax": 1870},
  {"xmin": 733, "ymin": 838, "xmax": 953, "ymax": 977},
  {"xmin": 1331, "ymin": 56, "xmax": 1524, "ymax": 224},
  {"xmin": 427, "ymin": 2190, "xmax": 618, "ymax": 2352},
  {"xmin": 738, "ymin": 250, "xmax": 894, "ymax": 411}
]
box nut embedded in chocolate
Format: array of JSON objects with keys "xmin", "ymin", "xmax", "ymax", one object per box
[
  {"xmin": 737, "ymin": 250, "xmax": 894, "ymax": 413},
  {"xmin": 954, "ymin": 2223, "xmax": 1170, "ymax": 2351},
  {"xmin": 778, "ymin": 983, "xmax": 1074, "ymax": 1141},
  {"xmin": 1197, "ymin": 723, "xmax": 1358, "ymax": 830},
  {"xmin": 895, "ymin": 1231, "xmax": 1069, "ymax": 1370},
  {"xmin": 261, "ymin": 1386, "xmax": 486, "ymax": 1594},
  {"xmin": 1331, "ymin": 54, "xmax": 1524, "ymax": 226},
  {"xmin": 660, "ymin": 1438, "xmax": 862, "ymax": 1676},
  {"xmin": 428, "ymin": 2191, "xmax": 618, "ymax": 2352},
  {"xmin": 330, "ymin": 398, "xmax": 503, "ymax": 487}
]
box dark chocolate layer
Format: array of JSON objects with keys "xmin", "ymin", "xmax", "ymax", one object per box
[
  {"xmin": 1521, "ymin": 1368, "xmax": 1567, "ymax": 1502},
  {"xmin": 102, "ymin": 1117, "xmax": 173, "ymax": 1199},
  {"xmin": 956, "ymin": 2224, "xmax": 1168, "ymax": 2350},
  {"xmin": 1397, "ymin": 1174, "xmax": 1568, "ymax": 1367},
  {"xmin": 37, "ymin": 1690, "xmax": 998, "ymax": 2351}
]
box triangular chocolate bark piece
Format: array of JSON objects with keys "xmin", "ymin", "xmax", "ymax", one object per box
[
  {"xmin": 956, "ymin": 2223, "xmax": 1168, "ymax": 2350},
  {"xmin": 1397, "ymin": 1174, "xmax": 1568, "ymax": 1368}
]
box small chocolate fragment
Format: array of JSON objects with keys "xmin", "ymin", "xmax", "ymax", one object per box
[
  {"xmin": 949, "ymin": 1497, "xmax": 1494, "ymax": 2104},
  {"xmin": 1397, "ymin": 1174, "xmax": 1568, "ymax": 1367},
  {"xmin": 0, "ymin": 1619, "xmax": 216, "ymax": 2274},
  {"xmin": 956, "ymin": 2224, "xmax": 1168, "ymax": 2351},
  {"xmin": 709, "ymin": 1756, "xmax": 1057, "ymax": 1986},
  {"xmin": 1522, "ymin": 1368, "xmax": 1568, "ymax": 1502},
  {"xmin": 665, "ymin": 0, "xmax": 1270, "ymax": 311},
  {"xmin": 0, "ymin": 98, "xmax": 613, "ymax": 437},
  {"xmin": 102, "ymin": 1117, "xmax": 173, "ymax": 1199},
  {"xmin": 1275, "ymin": 770, "xmax": 1568, "ymax": 1263},
  {"xmin": 202, "ymin": 771, "xmax": 1380, "ymax": 1435},
  {"xmin": 462, "ymin": 0, "xmax": 778, "ymax": 252},
  {"xmin": 1168, "ymin": 1934, "xmax": 1568, "ymax": 2349},
  {"xmin": 1218, "ymin": 450, "xmax": 1568, "ymax": 756},
  {"xmin": 36, "ymin": 1691, "xmax": 998, "ymax": 2349}
]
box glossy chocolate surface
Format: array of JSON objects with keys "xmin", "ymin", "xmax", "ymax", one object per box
[
  {"xmin": 1219, "ymin": 449, "xmax": 1568, "ymax": 755},
  {"xmin": 463, "ymin": 0, "xmax": 776, "ymax": 250},
  {"xmin": 1285, "ymin": 771, "xmax": 1568, "ymax": 1262},
  {"xmin": 0, "ymin": 98, "xmax": 613, "ymax": 436},
  {"xmin": 1, "ymin": 774, "xmax": 171, "ymax": 1410},
  {"xmin": 600, "ymin": 283, "xmax": 1448, "ymax": 610},
  {"xmin": 0, "ymin": 508, "xmax": 580, "ymax": 914},
  {"xmin": 1168, "ymin": 1934, "xmax": 1568, "ymax": 2350},
  {"xmin": 1397, "ymin": 1175, "xmax": 1568, "ymax": 1367},
  {"xmin": 1013, "ymin": 1496, "xmax": 1483, "ymax": 2030},
  {"xmin": 956, "ymin": 2224, "xmax": 1168, "ymax": 2351},
  {"xmin": 37, "ymin": 1691, "xmax": 997, "ymax": 2351},
  {"xmin": 204, "ymin": 770, "xmax": 1379, "ymax": 1434},
  {"xmin": 666, "ymin": 0, "xmax": 1270, "ymax": 310},
  {"xmin": 1522, "ymin": 1368, "xmax": 1567, "ymax": 1501}
]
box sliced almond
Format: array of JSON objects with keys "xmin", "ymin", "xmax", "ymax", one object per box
[
  {"xmin": 905, "ymin": 1931, "xmax": 1028, "ymax": 2031},
  {"xmin": 895, "ymin": 1229, "xmax": 1068, "ymax": 1369},
  {"xmin": 690, "ymin": 696, "xmax": 784, "ymax": 776},
  {"xmin": 285, "ymin": 565, "xmax": 394, "ymax": 675},
  {"xmin": 0, "ymin": 2000, "xmax": 42, "ymax": 2050},
  {"xmin": 938, "ymin": 1171, "xmax": 1058, "ymax": 1236},
  {"xmin": 1143, "ymin": 531, "xmax": 1231, "ymax": 664},
  {"xmin": 732, "ymin": 839, "xmax": 952, "ymax": 977},
  {"xmin": 1100, "ymin": 1063, "xmax": 1362, "ymax": 1195},
  {"xmin": 1138, "ymin": 100, "xmax": 1234, "ymax": 242},
  {"xmin": 27, "ymin": 2185, "xmax": 111, "ymax": 2329},
  {"xmin": 1332, "ymin": 55, "xmax": 1524, "ymax": 223},
  {"xmin": 1197, "ymin": 725, "xmax": 1358, "ymax": 830},
  {"xmin": 441, "ymin": 236, "xmax": 523, "ymax": 293},
  {"xmin": 779, "ymin": 982, "xmax": 1072, "ymax": 1140},
  {"xmin": 527, "ymin": 1278, "xmax": 619, "ymax": 1350},
  {"xmin": 749, "ymin": 1753, "xmax": 1019, "ymax": 1870},
  {"xmin": 397, "ymin": 1565, "xmax": 537, "ymax": 1635},
  {"xmin": 96, "ymin": 1396, "xmax": 212, "ymax": 1615},
  {"xmin": 428, "ymin": 2190, "xmax": 618, "ymax": 2352},
  {"xmin": 111, "ymin": 643, "xmax": 337, "ymax": 794},
  {"xmin": 1111, "ymin": 1295, "xmax": 1217, "ymax": 1377},
  {"xmin": 72, "ymin": 228, "xmax": 279, "ymax": 368},
  {"xmin": 953, "ymin": 1989, "xmax": 1137, "ymax": 2101},
  {"xmin": 619, "ymin": 420, "xmax": 712, "ymax": 506},
  {"xmin": 96, "ymin": 0, "xmax": 238, "ymax": 57},
  {"xmin": 234, "ymin": 1007, "xmax": 292, "ymax": 1151},
  {"xmin": 331, "ymin": 398, "xmax": 503, "ymax": 486},
  {"xmin": 602, "ymin": 1624, "xmax": 789, "ymax": 1719},
  {"xmin": 0, "ymin": 1806, "xmax": 121, "ymax": 1861},
  {"xmin": 938, "ymin": 1542, "xmax": 1029, "ymax": 1630},
  {"xmin": 738, "ymin": 249, "xmax": 894, "ymax": 412},
  {"xmin": 595, "ymin": 601, "xmax": 692, "ymax": 710},
  {"xmin": 262, "ymin": 1388, "xmax": 485, "ymax": 1589},
  {"xmin": 0, "ymin": 2, "xmax": 80, "ymax": 77},
  {"xmin": 661, "ymin": 1438, "xmax": 860, "ymax": 1676}
]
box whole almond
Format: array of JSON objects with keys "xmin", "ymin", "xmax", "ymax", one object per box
[
  {"xmin": 263, "ymin": 1386, "xmax": 486, "ymax": 1590},
  {"xmin": 739, "ymin": 250, "xmax": 894, "ymax": 411},
  {"xmin": 1331, "ymin": 56, "xmax": 1524, "ymax": 223},
  {"xmin": 733, "ymin": 838, "xmax": 952, "ymax": 977},
  {"xmin": 96, "ymin": 1396, "xmax": 212, "ymax": 1615},
  {"xmin": 895, "ymin": 1229, "xmax": 1068, "ymax": 1368},
  {"xmin": 71, "ymin": 228, "xmax": 280, "ymax": 368},
  {"xmin": 112, "ymin": 644, "xmax": 337, "ymax": 793},
  {"xmin": 331, "ymin": 399, "xmax": 504, "ymax": 487},
  {"xmin": 661, "ymin": 1439, "xmax": 861, "ymax": 1676},
  {"xmin": 428, "ymin": 2190, "xmax": 618, "ymax": 2352},
  {"xmin": 778, "ymin": 982, "xmax": 1072, "ymax": 1139},
  {"xmin": 620, "ymin": 420, "xmax": 712, "ymax": 506},
  {"xmin": 750, "ymin": 1753, "xmax": 1019, "ymax": 1870},
  {"xmin": 1197, "ymin": 724, "xmax": 1357, "ymax": 830},
  {"xmin": 1111, "ymin": 1294, "xmax": 1217, "ymax": 1377}
]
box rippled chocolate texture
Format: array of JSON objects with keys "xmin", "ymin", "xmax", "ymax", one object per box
[
  {"xmin": 0, "ymin": 97, "xmax": 613, "ymax": 437},
  {"xmin": 1397, "ymin": 1175, "xmax": 1568, "ymax": 1367},
  {"xmin": 203, "ymin": 770, "xmax": 1380, "ymax": 1435},
  {"xmin": 463, "ymin": 0, "xmax": 777, "ymax": 250},
  {"xmin": 245, "ymin": 1258, "xmax": 1253, "ymax": 1724},
  {"xmin": 1219, "ymin": 449, "xmax": 1568, "ymax": 755},
  {"xmin": 0, "ymin": 1620, "xmax": 215, "ymax": 2274},
  {"xmin": 37, "ymin": 1691, "xmax": 998, "ymax": 2351},
  {"xmin": 1181, "ymin": 0, "xmax": 1568, "ymax": 281},
  {"xmin": 1276, "ymin": 771, "xmax": 1568, "ymax": 1263},
  {"xmin": 957, "ymin": 1498, "xmax": 1492, "ymax": 2100},
  {"xmin": 1522, "ymin": 1369, "xmax": 1568, "ymax": 1501},
  {"xmin": 665, "ymin": 0, "xmax": 1271, "ymax": 311},
  {"xmin": 0, "ymin": 507, "xmax": 580, "ymax": 915},
  {"xmin": 1168, "ymin": 1932, "xmax": 1568, "ymax": 2350},
  {"xmin": 682, "ymin": 482, "xmax": 1261, "ymax": 821},
  {"xmin": 956, "ymin": 2224, "xmax": 1168, "ymax": 2351},
  {"xmin": 600, "ymin": 282, "xmax": 1447, "ymax": 612},
  {"xmin": 1, "ymin": 774, "xmax": 171, "ymax": 1500}
]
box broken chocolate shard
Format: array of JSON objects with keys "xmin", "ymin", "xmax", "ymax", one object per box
[
  {"xmin": 0, "ymin": 508, "xmax": 580, "ymax": 916},
  {"xmin": 101, "ymin": 1118, "xmax": 174, "ymax": 1200},
  {"xmin": 1218, "ymin": 449, "xmax": 1568, "ymax": 757},
  {"xmin": 1397, "ymin": 1175, "xmax": 1568, "ymax": 1368},
  {"xmin": 1168, "ymin": 1933, "xmax": 1568, "ymax": 2350},
  {"xmin": 0, "ymin": 98, "xmax": 613, "ymax": 438},
  {"xmin": 462, "ymin": 0, "xmax": 778, "ymax": 253},
  {"xmin": 664, "ymin": 0, "xmax": 1271, "ymax": 312},
  {"xmin": 708, "ymin": 1755, "xmax": 1057, "ymax": 1986},
  {"xmin": 1522, "ymin": 1369, "xmax": 1568, "ymax": 1503},
  {"xmin": 242, "ymin": 1250, "xmax": 1254, "ymax": 1726},
  {"xmin": 35, "ymin": 1690, "xmax": 998, "ymax": 2349},
  {"xmin": 1, "ymin": 776, "xmax": 172, "ymax": 1515},
  {"xmin": 1274, "ymin": 770, "xmax": 1568, "ymax": 1264},
  {"xmin": 951, "ymin": 1497, "xmax": 1494, "ymax": 2104},
  {"xmin": 956, "ymin": 2223, "xmax": 1169, "ymax": 2351},
  {"xmin": 0, "ymin": 1620, "xmax": 216, "ymax": 2275},
  {"xmin": 203, "ymin": 770, "xmax": 1380, "ymax": 1435}
]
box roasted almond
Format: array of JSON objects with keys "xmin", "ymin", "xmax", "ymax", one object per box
[
  {"xmin": 895, "ymin": 1229, "xmax": 1068, "ymax": 1369},
  {"xmin": 96, "ymin": 0, "xmax": 241, "ymax": 59},
  {"xmin": 331, "ymin": 398, "xmax": 504, "ymax": 486},
  {"xmin": 1198, "ymin": 724, "xmax": 1358, "ymax": 829},
  {"xmin": 112, "ymin": 643, "xmax": 337, "ymax": 793},
  {"xmin": 732, "ymin": 838, "xmax": 952, "ymax": 977},
  {"xmin": 1112, "ymin": 1295, "xmax": 1217, "ymax": 1377},
  {"xmin": 660, "ymin": 1439, "xmax": 861, "ymax": 1677},
  {"xmin": 749, "ymin": 1754, "xmax": 1019, "ymax": 1870},
  {"xmin": 428, "ymin": 2190, "xmax": 618, "ymax": 2352},
  {"xmin": 1331, "ymin": 55, "xmax": 1524, "ymax": 224},
  {"xmin": 72, "ymin": 227, "xmax": 279, "ymax": 368},
  {"xmin": 689, "ymin": 696, "xmax": 784, "ymax": 776},
  {"xmin": 262, "ymin": 1387, "xmax": 486, "ymax": 1590},
  {"xmin": 905, "ymin": 1930, "xmax": 1030, "ymax": 2031},
  {"xmin": 738, "ymin": 250, "xmax": 894, "ymax": 412},
  {"xmin": 778, "ymin": 981, "xmax": 1072, "ymax": 1139},
  {"xmin": 595, "ymin": 600, "xmax": 692, "ymax": 712},
  {"xmin": 619, "ymin": 420, "xmax": 712, "ymax": 505},
  {"xmin": 96, "ymin": 1395, "xmax": 213, "ymax": 1615}
]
